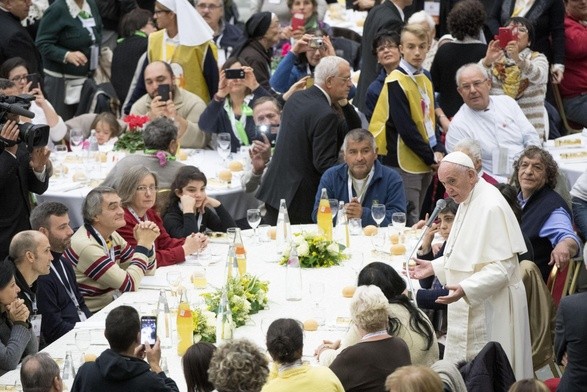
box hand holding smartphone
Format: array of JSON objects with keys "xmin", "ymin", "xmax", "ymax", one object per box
[
  {"xmin": 141, "ymin": 316, "xmax": 157, "ymax": 347},
  {"xmin": 157, "ymin": 84, "xmax": 171, "ymax": 101},
  {"xmin": 225, "ymin": 68, "xmax": 245, "ymax": 79},
  {"xmin": 291, "ymin": 13, "xmax": 304, "ymax": 31},
  {"xmin": 27, "ymin": 74, "xmax": 40, "ymax": 90},
  {"xmin": 495, "ymin": 27, "xmax": 518, "ymax": 49}
]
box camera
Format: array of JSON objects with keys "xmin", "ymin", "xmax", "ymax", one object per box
[
  {"xmin": 225, "ymin": 68, "xmax": 245, "ymax": 79},
  {"xmin": 309, "ymin": 37, "xmax": 324, "ymax": 49},
  {"xmin": 0, "ymin": 94, "xmax": 49, "ymax": 152},
  {"xmin": 254, "ymin": 124, "xmax": 278, "ymax": 146}
]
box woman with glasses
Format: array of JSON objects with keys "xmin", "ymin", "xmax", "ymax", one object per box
[
  {"xmin": 115, "ymin": 165, "xmax": 208, "ymax": 267},
  {"xmin": 0, "ymin": 57, "xmax": 67, "ymax": 147},
  {"xmin": 480, "ymin": 17, "xmax": 548, "ymax": 140}
]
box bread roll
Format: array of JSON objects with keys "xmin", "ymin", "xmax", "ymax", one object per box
[
  {"xmin": 228, "ymin": 160, "xmax": 244, "ymax": 172},
  {"xmin": 218, "ymin": 169, "xmax": 232, "ymax": 182},
  {"xmin": 303, "ymin": 319, "xmax": 318, "ymax": 331},
  {"xmin": 267, "ymin": 227, "xmax": 277, "ymax": 240},
  {"xmin": 342, "ymin": 285, "xmax": 356, "ymax": 298},
  {"xmin": 84, "ymin": 353, "xmax": 97, "ymax": 362},
  {"xmin": 389, "ymin": 233, "xmax": 400, "ymax": 245},
  {"xmin": 177, "ymin": 149, "xmax": 188, "ymax": 161},
  {"xmin": 72, "ymin": 171, "xmax": 87, "ymax": 182},
  {"xmin": 390, "ymin": 244, "xmax": 406, "ymax": 255},
  {"xmin": 363, "ymin": 225, "xmax": 378, "ymax": 236}
]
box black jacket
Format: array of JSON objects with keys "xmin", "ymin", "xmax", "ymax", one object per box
[
  {"xmin": 0, "ymin": 9, "xmax": 42, "ymax": 74},
  {"xmin": 72, "ymin": 349, "xmax": 179, "ymax": 392},
  {"xmin": 163, "ymin": 202, "xmax": 236, "ymax": 238},
  {"xmin": 459, "ymin": 342, "xmax": 516, "ymax": 392}
]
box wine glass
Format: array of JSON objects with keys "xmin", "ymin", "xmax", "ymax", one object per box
[
  {"xmin": 391, "ymin": 212, "xmax": 407, "ymax": 230},
  {"xmin": 166, "ymin": 271, "xmax": 181, "ymax": 297},
  {"xmin": 371, "ymin": 204, "xmax": 386, "ymax": 247},
  {"xmin": 69, "ymin": 129, "xmax": 84, "ymax": 155},
  {"xmin": 247, "ymin": 208, "xmax": 262, "ymax": 243},
  {"xmin": 75, "ymin": 330, "xmax": 91, "ymax": 355},
  {"xmin": 217, "ymin": 133, "xmax": 231, "ymax": 163},
  {"xmin": 309, "ymin": 282, "xmax": 326, "ymax": 325},
  {"xmin": 329, "ymin": 199, "xmax": 339, "ymax": 224}
]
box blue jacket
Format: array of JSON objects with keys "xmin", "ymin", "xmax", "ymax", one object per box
[
  {"xmin": 311, "ymin": 160, "xmax": 406, "ymax": 226},
  {"xmin": 365, "ymin": 68, "xmax": 386, "ymax": 122},
  {"xmin": 36, "ymin": 252, "xmax": 92, "ymax": 344}
]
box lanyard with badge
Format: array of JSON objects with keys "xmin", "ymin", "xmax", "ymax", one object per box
[
  {"xmin": 23, "ymin": 292, "xmax": 42, "ymax": 338},
  {"xmin": 50, "ymin": 262, "xmax": 87, "ymax": 322},
  {"xmin": 90, "ymin": 225, "xmax": 121, "ymax": 300},
  {"xmin": 347, "ymin": 168, "xmax": 374, "ymax": 204},
  {"xmin": 404, "ymin": 65, "xmax": 436, "ymax": 148},
  {"xmin": 78, "ymin": 10, "xmax": 99, "ymax": 71}
]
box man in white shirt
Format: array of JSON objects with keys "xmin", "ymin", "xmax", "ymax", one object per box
[{"xmin": 446, "ymin": 63, "xmax": 540, "ymax": 180}]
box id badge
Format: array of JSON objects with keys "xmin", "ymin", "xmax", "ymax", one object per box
[
  {"xmin": 31, "ymin": 314, "xmax": 42, "ymax": 338},
  {"xmin": 81, "ymin": 17, "xmax": 96, "ymax": 28},
  {"xmin": 492, "ymin": 147, "xmax": 510, "ymax": 176},
  {"xmin": 90, "ymin": 45, "xmax": 99, "ymax": 71},
  {"xmin": 77, "ymin": 309, "xmax": 87, "ymax": 322},
  {"xmin": 424, "ymin": 1, "xmax": 440, "ymax": 24}
]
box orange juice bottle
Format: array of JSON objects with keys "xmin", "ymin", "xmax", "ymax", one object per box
[
  {"xmin": 176, "ymin": 291, "xmax": 193, "ymax": 355},
  {"xmin": 317, "ymin": 188, "xmax": 333, "ymax": 240},
  {"xmin": 236, "ymin": 244, "xmax": 246, "ymax": 276}
]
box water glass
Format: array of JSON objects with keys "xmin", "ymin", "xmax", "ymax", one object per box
[
  {"xmin": 392, "ymin": 212, "xmax": 407, "ymax": 230},
  {"xmin": 247, "ymin": 208, "xmax": 262, "ymax": 242},
  {"xmin": 349, "ymin": 218, "xmax": 362, "ymax": 235}
]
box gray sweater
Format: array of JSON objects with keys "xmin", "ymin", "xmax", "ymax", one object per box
[{"xmin": 0, "ymin": 313, "xmax": 38, "ymax": 375}]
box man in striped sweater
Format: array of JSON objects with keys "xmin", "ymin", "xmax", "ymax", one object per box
[{"xmin": 62, "ymin": 187, "xmax": 159, "ymax": 313}]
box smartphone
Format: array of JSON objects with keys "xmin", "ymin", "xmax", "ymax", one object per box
[
  {"xmin": 140, "ymin": 316, "xmax": 157, "ymax": 347},
  {"xmin": 225, "ymin": 68, "xmax": 245, "ymax": 79},
  {"xmin": 496, "ymin": 27, "xmax": 517, "ymax": 49},
  {"xmin": 157, "ymin": 84, "xmax": 170, "ymax": 101},
  {"xmin": 254, "ymin": 125, "xmax": 278, "ymax": 146},
  {"xmin": 291, "ymin": 13, "xmax": 304, "ymax": 31},
  {"xmin": 27, "ymin": 74, "xmax": 40, "ymax": 90}
]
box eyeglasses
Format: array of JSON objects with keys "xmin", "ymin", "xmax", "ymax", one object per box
[
  {"xmin": 333, "ymin": 75, "xmax": 352, "ymax": 83},
  {"xmin": 10, "ymin": 74, "xmax": 30, "ymax": 83},
  {"xmin": 154, "ymin": 9, "xmax": 172, "ymax": 15},
  {"xmin": 458, "ymin": 79, "xmax": 487, "ymax": 92},
  {"xmin": 196, "ymin": 3, "xmax": 221, "ymax": 10},
  {"xmin": 136, "ymin": 185, "xmax": 159, "ymax": 193},
  {"xmin": 376, "ymin": 44, "xmax": 398, "ymax": 53}
]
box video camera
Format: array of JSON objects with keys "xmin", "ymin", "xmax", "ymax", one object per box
[{"xmin": 0, "ymin": 94, "xmax": 49, "ymax": 152}]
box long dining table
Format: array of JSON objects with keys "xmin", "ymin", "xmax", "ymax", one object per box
[
  {"xmin": 0, "ymin": 225, "xmax": 418, "ymax": 391},
  {"xmin": 35, "ymin": 149, "xmax": 261, "ymax": 228}
]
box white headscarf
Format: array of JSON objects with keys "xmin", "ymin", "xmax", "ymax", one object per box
[{"xmin": 157, "ymin": 0, "xmax": 214, "ymax": 46}]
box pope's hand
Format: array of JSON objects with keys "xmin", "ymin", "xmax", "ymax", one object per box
[
  {"xmin": 436, "ymin": 284, "xmax": 465, "ymax": 305},
  {"xmin": 407, "ymin": 258, "xmax": 434, "ymax": 280}
]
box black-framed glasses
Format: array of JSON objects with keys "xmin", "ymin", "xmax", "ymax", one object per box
[
  {"xmin": 376, "ymin": 44, "xmax": 398, "ymax": 53},
  {"xmin": 9, "ymin": 74, "xmax": 30, "ymax": 83}
]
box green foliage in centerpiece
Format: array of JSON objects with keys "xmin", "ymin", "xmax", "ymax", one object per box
[
  {"xmin": 279, "ymin": 231, "xmax": 347, "ymax": 268},
  {"xmin": 114, "ymin": 114, "xmax": 149, "ymax": 153},
  {"xmin": 202, "ymin": 274, "xmax": 269, "ymax": 328},
  {"xmin": 191, "ymin": 307, "xmax": 217, "ymax": 343}
]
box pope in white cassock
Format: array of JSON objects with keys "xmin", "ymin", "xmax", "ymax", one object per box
[{"xmin": 410, "ymin": 151, "xmax": 533, "ymax": 380}]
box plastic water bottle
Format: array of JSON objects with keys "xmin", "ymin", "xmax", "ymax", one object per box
[
  {"xmin": 336, "ymin": 201, "xmax": 350, "ymax": 247},
  {"xmin": 285, "ymin": 242, "xmax": 302, "ymax": 301},
  {"xmin": 88, "ymin": 129, "xmax": 99, "ymax": 158},
  {"xmin": 317, "ymin": 188, "xmax": 333, "ymax": 240},
  {"xmin": 156, "ymin": 289, "xmax": 172, "ymax": 348},
  {"xmin": 62, "ymin": 350, "xmax": 76, "ymax": 381},
  {"xmin": 276, "ymin": 199, "xmax": 291, "ymax": 254}
]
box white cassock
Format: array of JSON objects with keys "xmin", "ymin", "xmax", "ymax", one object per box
[{"xmin": 432, "ymin": 179, "xmax": 533, "ymax": 380}]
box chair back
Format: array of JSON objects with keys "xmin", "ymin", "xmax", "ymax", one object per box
[
  {"xmin": 156, "ymin": 188, "xmax": 172, "ymax": 217},
  {"xmin": 551, "ymin": 82, "xmax": 583, "ymax": 135},
  {"xmin": 547, "ymin": 259, "xmax": 581, "ymax": 306}
]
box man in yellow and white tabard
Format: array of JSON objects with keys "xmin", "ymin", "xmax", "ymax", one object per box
[{"xmin": 410, "ymin": 151, "xmax": 533, "ymax": 380}]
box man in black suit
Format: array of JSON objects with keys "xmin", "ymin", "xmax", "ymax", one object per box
[
  {"xmin": 354, "ymin": 0, "xmax": 410, "ymax": 114},
  {"xmin": 0, "ymin": 0, "xmax": 42, "ymax": 74},
  {"xmin": 555, "ymin": 290, "xmax": 587, "ymax": 390},
  {"xmin": 257, "ymin": 56, "xmax": 362, "ymax": 225},
  {"xmin": 0, "ymin": 80, "xmax": 51, "ymax": 260}
]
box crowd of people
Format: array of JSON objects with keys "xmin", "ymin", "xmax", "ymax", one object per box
[{"xmin": 1, "ymin": 0, "xmax": 587, "ymax": 389}]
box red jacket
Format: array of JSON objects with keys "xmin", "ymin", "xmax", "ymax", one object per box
[
  {"xmin": 118, "ymin": 207, "xmax": 186, "ymax": 267},
  {"xmin": 560, "ymin": 14, "xmax": 587, "ymax": 98}
]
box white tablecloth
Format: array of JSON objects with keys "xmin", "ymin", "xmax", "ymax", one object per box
[
  {"xmin": 36, "ymin": 149, "xmax": 260, "ymax": 228},
  {"xmin": 543, "ymin": 132, "xmax": 587, "ymax": 188},
  {"xmin": 0, "ymin": 226, "xmax": 417, "ymax": 391}
]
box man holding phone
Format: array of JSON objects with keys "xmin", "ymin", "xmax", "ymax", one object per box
[
  {"xmin": 72, "ymin": 305, "xmax": 179, "ymax": 392},
  {"xmin": 130, "ymin": 61, "xmax": 210, "ymax": 149}
]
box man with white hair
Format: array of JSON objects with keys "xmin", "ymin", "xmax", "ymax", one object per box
[
  {"xmin": 410, "ymin": 151, "xmax": 533, "ymax": 380},
  {"xmin": 257, "ymin": 56, "xmax": 362, "ymax": 224},
  {"xmin": 446, "ymin": 63, "xmax": 540, "ymax": 180},
  {"xmin": 453, "ymin": 138, "xmax": 498, "ymax": 185}
]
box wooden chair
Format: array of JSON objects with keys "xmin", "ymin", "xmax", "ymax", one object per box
[
  {"xmin": 547, "ymin": 258, "xmax": 582, "ymax": 307},
  {"xmin": 551, "ymin": 82, "xmax": 583, "ymax": 135},
  {"xmin": 156, "ymin": 188, "xmax": 172, "ymax": 217}
]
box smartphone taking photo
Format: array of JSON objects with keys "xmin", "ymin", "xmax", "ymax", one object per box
[
  {"xmin": 225, "ymin": 68, "xmax": 245, "ymax": 79},
  {"xmin": 140, "ymin": 316, "xmax": 157, "ymax": 347},
  {"xmin": 27, "ymin": 74, "xmax": 40, "ymax": 90},
  {"xmin": 157, "ymin": 84, "xmax": 171, "ymax": 101}
]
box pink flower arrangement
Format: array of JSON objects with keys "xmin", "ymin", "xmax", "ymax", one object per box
[{"xmin": 123, "ymin": 114, "xmax": 150, "ymax": 132}]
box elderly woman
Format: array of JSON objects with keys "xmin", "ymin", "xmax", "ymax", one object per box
[
  {"xmin": 0, "ymin": 57, "xmax": 67, "ymax": 147},
  {"xmin": 262, "ymin": 318, "xmax": 344, "ymax": 392},
  {"xmin": 0, "ymin": 258, "xmax": 38, "ymax": 376},
  {"xmin": 270, "ymin": 30, "xmax": 335, "ymax": 94},
  {"xmin": 317, "ymin": 262, "xmax": 438, "ymax": 366},
  {"xmin": 115, "ymin": 165, "xmax": 207, "ymax": 267},
  {"xmin": 163, "ymin": 166, "xmax": 236, "ymax": 237},
  {"xmin": 430, "ymin": 0, "xmax": 487, "ymax": 118},
  {"xmin": 329, "ymin": 285, "xmax": 412, "ymax": 392},
  {"xmin": 35, "ymin": 0, "xmax": 102, "ymax": 120},
  {"xmin": 208, "ymin": 339, "xmax": 269, "ymax": 392},
  {"xmin": 102, "ymin": 118, "xmax": 185, "ymax": 190},
  {"xmin": 480, "ymin": 17, "xmax": 549, "ymax": 140},
  {"xmin": 512, "ymin": 146, "xmax": 580, "ymax": 281},
  {"xmin": 182, "ymin": 342, "xmax": 216, "ymax": 392},
  {"xmin": 198, "ymin": 58, "xmax": 271, "ymax": 152}
]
